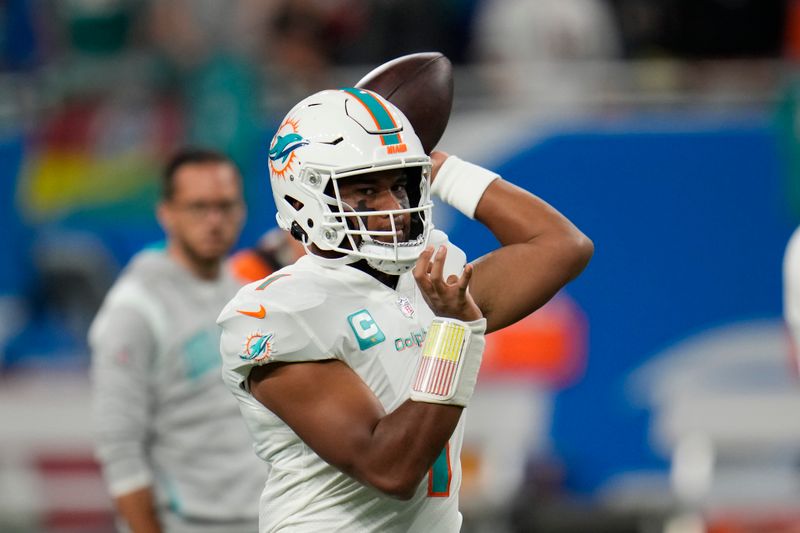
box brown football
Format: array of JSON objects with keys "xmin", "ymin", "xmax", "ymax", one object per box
[{"xmin": 355, "ymin": 52, "xmax": 453, "ymax": 154}]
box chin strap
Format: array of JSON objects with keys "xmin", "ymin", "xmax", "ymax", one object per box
[{"xmin": 360, "ymin": 237, "xmax": 428, "ymax": 275}]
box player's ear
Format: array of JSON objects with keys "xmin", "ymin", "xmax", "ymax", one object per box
[
  {"xmin": 156, "ymin": 201, "xmax": 173, "ymax": 233},
  {"xmin": 236, "ymin": 201, "xmax": 248, "ymax": 230}
]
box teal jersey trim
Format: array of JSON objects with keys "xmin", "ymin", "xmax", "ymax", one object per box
[{"xmin": 429, "ymin": 445, "xmax": 451, "ymax": 496}]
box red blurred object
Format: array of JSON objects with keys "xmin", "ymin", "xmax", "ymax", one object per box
[{"xmin": 480, "ymin": 294, "xmax": 588, "ymax": 387}]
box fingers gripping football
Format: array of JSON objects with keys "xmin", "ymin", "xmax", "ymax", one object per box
[{"xmin": 413, "ymin": 246, "xmax": 482, "ymax": 322}]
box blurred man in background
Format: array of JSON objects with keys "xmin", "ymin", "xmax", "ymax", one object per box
[{"xmin": 89, "ymin": 148, "xmax": 265, "ymax": 533}]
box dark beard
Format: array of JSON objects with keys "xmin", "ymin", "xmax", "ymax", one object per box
[{"xmin": 176, "ymin": 236, "xmax": 221, "ymax": 276}]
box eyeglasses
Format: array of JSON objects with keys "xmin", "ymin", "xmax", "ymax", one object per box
[{"xmin": 172, "ymin": 200, "xmax": 243, "ymax": 218}]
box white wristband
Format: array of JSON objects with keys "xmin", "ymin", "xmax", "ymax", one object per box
[
  {"xmin": 410, "ymin": 317, "xmax": 487, "ymax": 407},
  {"xmin": 431, "ymin": 156, "xmax": 499, "ymax": 219}
]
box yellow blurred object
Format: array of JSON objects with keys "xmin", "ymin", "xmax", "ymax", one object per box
[{"xmin": 20, "ymin": 151, "xmax": 158, "ymax": 221}]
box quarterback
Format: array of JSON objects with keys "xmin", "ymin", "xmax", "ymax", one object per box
[{"xmin": 218, "ymin": 88, "xmax": 593, "ymax": 532}]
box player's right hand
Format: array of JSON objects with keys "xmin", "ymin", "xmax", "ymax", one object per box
[{"xmin": 412, "ymin": 245, "xmax": 482, "ymax": 322}]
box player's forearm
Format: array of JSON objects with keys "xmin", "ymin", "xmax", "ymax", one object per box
[
  {"xmin": 249, "ymin": 360, "xmax": 461, "ymax": 500},
  {"xmin": 472, "ymin": 179, "xmax": 593, "ymax": 332},
  {"xmin": 114, "ymin": 486, "xmax": 163, "ymax": 533},
  {"xmin": 350, "ymin": 401, "xmax": 462, "ymax": 500},
  {"xmin": 348, "ymin": 316, "xmax": 484, "ymax": 499}
]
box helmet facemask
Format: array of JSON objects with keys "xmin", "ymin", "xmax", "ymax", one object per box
[{"xmin": 312, "ymin": 162, "xmax": 433, "ymax": 275}]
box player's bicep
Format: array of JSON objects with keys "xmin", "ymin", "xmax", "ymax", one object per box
[
  {"xmin": 466, "ymin": 182, "xmax": 592, "ymax": 333},
  {"xmin": 468, "ymin": 242, "xmax": 575, "ymax": 333},
  {"xmin": 248, "ymin": 359, "xmax": 386, "ymax": 475}
]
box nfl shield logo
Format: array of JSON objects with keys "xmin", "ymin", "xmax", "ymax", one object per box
[{"xmin": 396, "ymin": 297, "xmax": 415, "ymax": 319}]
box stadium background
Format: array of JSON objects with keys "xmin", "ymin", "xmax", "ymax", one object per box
[{"xmin": 0, "ymin": 1, "xmax": 797, "ymax": 532}]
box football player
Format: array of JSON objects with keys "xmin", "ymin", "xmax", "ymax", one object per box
[{"xmin": 218, "ymin": 88, "xmax": 593, "ymax": 532}]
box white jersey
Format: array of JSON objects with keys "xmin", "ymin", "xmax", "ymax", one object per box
[
  {"xmin": 218, "ymin": 230, "xmax": 467, "ymax": 532},
  {"xmin": 785, "ymin": 225, "xmax": 800, "ymax": 353}
]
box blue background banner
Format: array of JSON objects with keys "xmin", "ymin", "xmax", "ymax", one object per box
[
  {"xmin": 448, "ymin": 117, "xmax": 795, "ymax": 493},
  {"xmin": 1, "ymin": 114, "xmax": 795, "ymax": 495}
]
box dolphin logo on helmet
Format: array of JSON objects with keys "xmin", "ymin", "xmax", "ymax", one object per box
[{"xmin": 269, "ymin": 133, "xmax": 309, "ymax": 164}]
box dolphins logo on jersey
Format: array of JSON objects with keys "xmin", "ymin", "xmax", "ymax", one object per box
[
  {"xmin": 269, "ymin": 118, "xmax": 307, "ymax": 179},
  {"xmin": 241, "ymin": 331, "xmax": 274, "ymax": 362}
]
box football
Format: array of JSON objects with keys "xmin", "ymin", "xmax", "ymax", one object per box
[{"xmin": 355, "ymin": 52, "xmax": 453, "ymax": 154}]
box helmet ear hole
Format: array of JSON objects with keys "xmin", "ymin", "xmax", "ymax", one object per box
[
  {"xmin": 290, "ymin": 222, "xmax": 308, "ymax": 243},
  {"xmin": 285, "ymin": 195, "xmax": 304, "ymax": 211}
]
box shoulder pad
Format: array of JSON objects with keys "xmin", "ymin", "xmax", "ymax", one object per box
[{"xmin": 219, "ymin": 295, "xmax": 333, "ymax": 382}]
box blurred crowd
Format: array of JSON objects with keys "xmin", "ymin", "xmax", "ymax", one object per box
[
  {"xmin": 0, "ymin": 0, "xmax": 789, "ymax": 72},
  {"xmin": 0, "ymin": 0, "xmax": 791, "ymax": 373},
  {"xmin": 0, "ymin": 3, "xmax": 796, "ymax": 533}
]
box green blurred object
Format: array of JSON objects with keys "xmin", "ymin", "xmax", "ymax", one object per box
[
  {"xmin": 184, "ymin": 54, "xmax": 261, "ymax": 172},
  {"xmin": 62, "ymin": 0, "xmax": 141, "ymax": 55},
  {"xmin": 774, "ymin": 74, "xmax": 800, "ymax": 220},
  {"xmin": 68, "ymin": 11, "xmax": 130, "ymax": 54}
]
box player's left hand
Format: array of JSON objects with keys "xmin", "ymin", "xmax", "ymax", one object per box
[{"xmin": 413, "ymin": 244, "xmax": 482, "ymax": 322}]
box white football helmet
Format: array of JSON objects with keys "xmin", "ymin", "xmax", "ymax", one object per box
[{"xmin": 268, "ymin": 88, "xmax": 433, "ymax": 275}]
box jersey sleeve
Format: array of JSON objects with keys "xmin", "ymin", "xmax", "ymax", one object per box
[
  {"xmin": 89, "ymin": 303, "xmax": 157, "ymax": 497},
  {"xmin": 218, "ymin": 292, "xmax": 334, "ymax": 386},
  {"xmin": 785, "ymin": 227, "xmax": 800, "ymax": 352}
]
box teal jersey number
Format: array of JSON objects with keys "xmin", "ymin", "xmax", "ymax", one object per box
[{"xmin": 428, "ymin": 442, "xmax": 451, "ymax": 497}]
